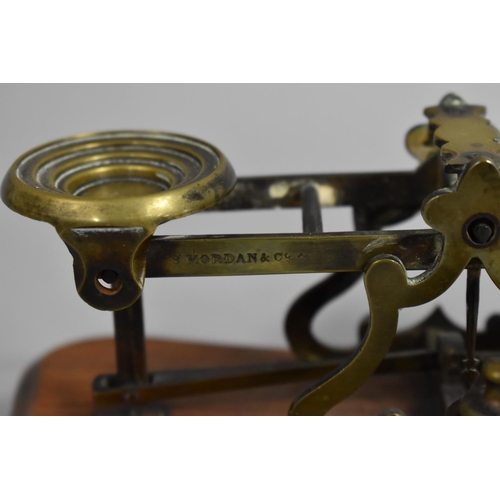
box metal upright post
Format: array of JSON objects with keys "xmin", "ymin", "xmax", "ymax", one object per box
[
  {"xmin": 301, "ymin": 183, "xmax": 323, "ymax": 234},
  {"xmin": 113, "ymin": 297, "xmax": 148, "ymax": 384},
  {"xmin": 463, "ymin": 262, "xmax": 481, "ymax": 388}
]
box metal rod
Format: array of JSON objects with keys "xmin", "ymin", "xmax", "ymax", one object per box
[
  {"xmin": 463, "ymin": 262, "xmax": 481, "ymax": 387},
  {"xmin": 113, "ymin": 296, "xmax": 148, "ymax": 384},
  {"xmin": 301, "ymin": 183, "xmax": 323, "ymax": 233},
  {"xmin": 93, "ymin": 349, "xmax": 438, "ymax": 406},
  {"xmin": 206, "ymin": 167, "xmax": 442, "ymax": 211}
]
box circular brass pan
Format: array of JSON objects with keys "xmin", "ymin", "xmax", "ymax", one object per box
[
  {"xmin": 1, "ymin": 130, "xmax": 237, "ymax": 232},
  {"xmin": 2, "ymin": 131, "xmax": 236, "ymax": 311}
]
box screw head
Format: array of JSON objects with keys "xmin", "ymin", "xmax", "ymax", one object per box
[
  {"xmin": 471, "ymin": 221, "xmax": 494, "ymax": 244},
  {"xmin": 463, "ymin": 214, "xmax": 499, "ymax": 248},
  {"xmin": 440, "ymin": 93, "xmax": 466, "ymax": 110}
]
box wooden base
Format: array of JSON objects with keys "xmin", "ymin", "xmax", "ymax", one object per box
[{"xmin": 13, "ymin": 338, "xmax": 441, "ymax": 416}]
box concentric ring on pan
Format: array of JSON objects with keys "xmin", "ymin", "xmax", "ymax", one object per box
[{"xmin": 2, "ymin": 130, "xmax": 237, "ymax": 231}]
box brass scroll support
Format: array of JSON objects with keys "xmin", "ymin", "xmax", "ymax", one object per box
[
  {"xmin": 290, "ymin": 154, "xmax": 500, "ymax": 415},
  {"xmin": 289, "ymin": 94, "xmax": 500, "ymax": 415}
]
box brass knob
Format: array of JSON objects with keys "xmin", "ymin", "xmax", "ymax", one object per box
[
  {"xmin": 460, "ymin": 357, "xmax": 500, "ymax": 416},
  {"xmin": 405, "ymin": 124, "xmax": 438, "ymax": 163},
  {"xmin": 2, "ymin": 131, "xmax": 236, "ymax": 310},
  {"xmin": 483, "ymin": 358, "xmax": 500, "ymax": 385}
]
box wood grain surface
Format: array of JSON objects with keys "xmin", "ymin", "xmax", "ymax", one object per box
[{"xmin": 12, "ymin": 338, "xmax": 441, "ymax": 416}]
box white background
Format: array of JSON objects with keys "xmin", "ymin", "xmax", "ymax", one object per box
[{"xmin": 2, "ymin": 1, "xmax": 500, "ymax": 499}]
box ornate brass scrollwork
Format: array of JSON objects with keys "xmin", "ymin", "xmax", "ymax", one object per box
[
  {"xmin": 290, "ymin": 95, "xmax": 500, "ymax": 415},
  {"xmin": 290, "ymin": 155, "xmax": 500, "ymax": 415}
]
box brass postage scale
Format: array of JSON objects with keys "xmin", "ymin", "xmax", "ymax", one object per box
[{"xmin": 4, "ymin": 94, "xmax": 500, "ymax": 416}]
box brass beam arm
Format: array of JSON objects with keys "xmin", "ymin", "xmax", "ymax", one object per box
[
  {"xmin": 145, "ymin": 230, "xmax": 441, "ymax": 278},
  {"xmin": 208, "ymin": 170, "xmax": 438, "ymax": 211}
]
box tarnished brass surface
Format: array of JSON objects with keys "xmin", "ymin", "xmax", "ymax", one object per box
[
  {"xmin": 425, "ymin": 94, "xmax": 500, "ymax": 173},
  {"xmin": 460, "ymin": 358, "xmax": 500, "ymax": 416},
  {"xmin": 5, "ymin": 94, "xmax": 500, "ymax": 416},
  {"xmin": 146, "ymin": 230, "xmax": 441, "ymax": 277},
  {"xmin": 2, "ymin": 131, "xmax": 236, "ymax": 310},
  {"xmin": 289, "ymin": 96, "xmax": 500, "ymax": 415},
  {"xmin": 2, "ymin": 130, "xmax": 236, "ymax": 228},
  {"xmin": 406, "ymin": 124, "xmax": 439, "ymax": 163}
]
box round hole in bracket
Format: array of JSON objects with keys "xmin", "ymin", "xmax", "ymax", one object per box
[
  {"xmin": 463, "ymin": 213, "xmax": 500, "ymax": 248},
  {"xmin": 95, "ymin": 269, "xmax": 123, "ymax": 295}
]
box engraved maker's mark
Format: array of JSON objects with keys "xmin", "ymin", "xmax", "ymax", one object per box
[{"xmin": 173, "ymin": 251, "xmax": 298, "ymax": 265}]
